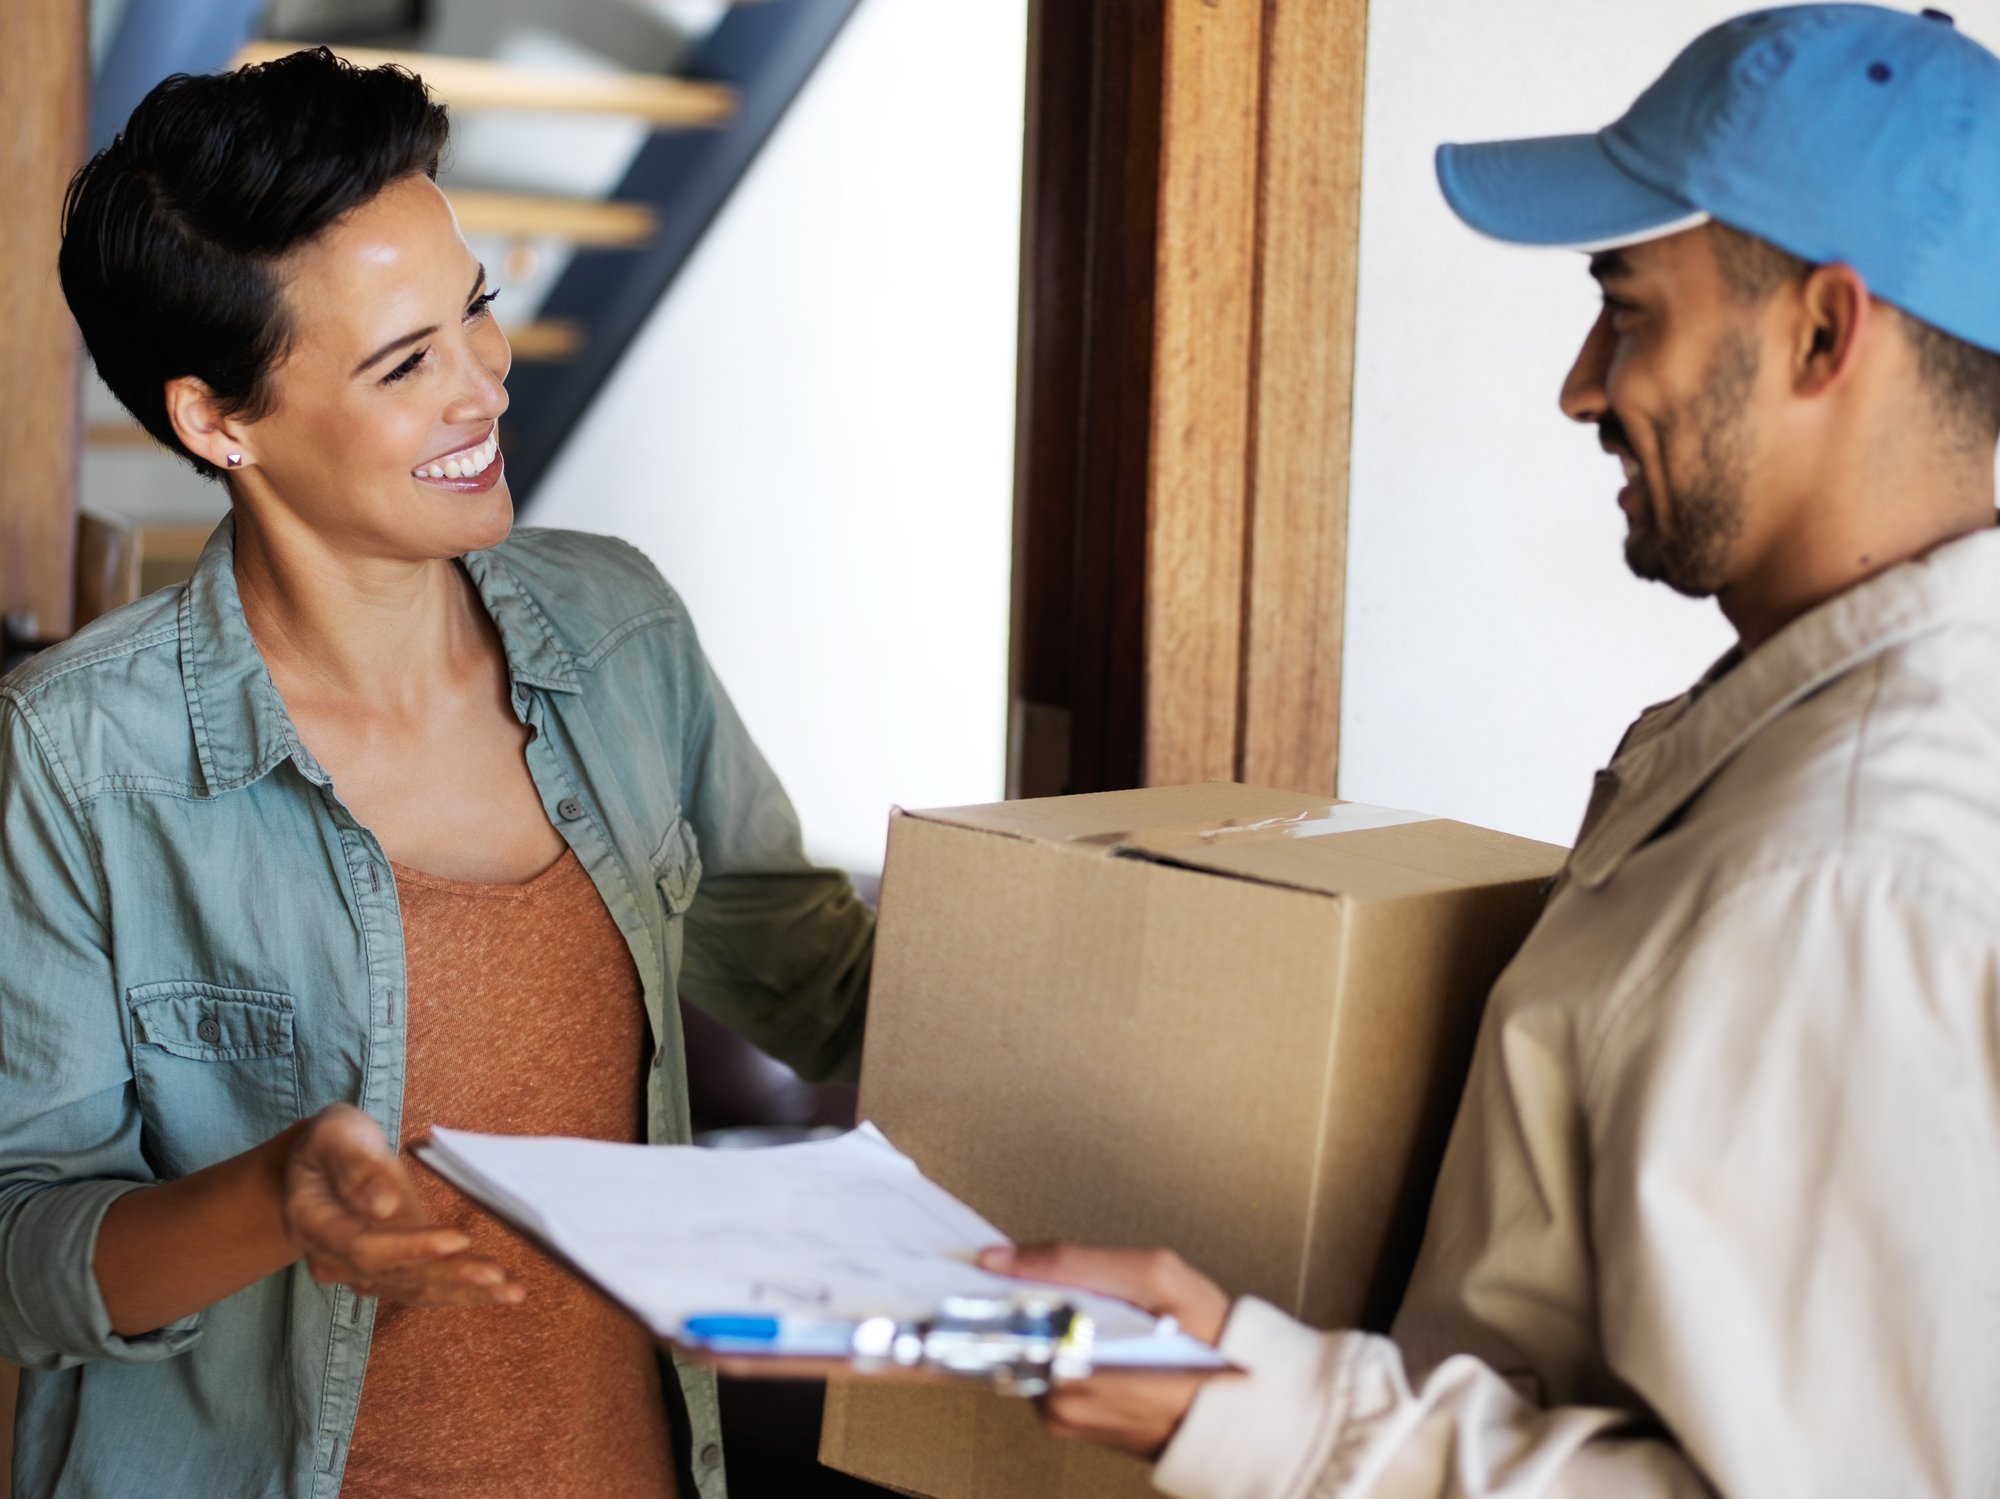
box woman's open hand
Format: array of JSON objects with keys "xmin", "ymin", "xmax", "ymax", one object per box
[
  {"xmin": 978, "ymin": 1243, "xmax": 1232, "ymax": 1458},
  {"xmin": 282, "ymin": 1104, "xmax": 523, "ymax": 1307}
]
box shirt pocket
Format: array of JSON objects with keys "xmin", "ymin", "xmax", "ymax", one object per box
[
  {"xmin": 126, "ymin": 982, "xmax": 302, "ymax": 1179},
  {"xmin": 652, "ymin": 813, "xmax": 703, "ymax": 917}
]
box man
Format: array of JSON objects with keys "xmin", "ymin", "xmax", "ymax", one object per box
[{"xmin": 984, "ymin": 6, "xmax": 2000, "ymax": 1494}]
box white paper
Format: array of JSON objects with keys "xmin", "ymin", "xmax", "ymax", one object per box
[{"xmin": 422, "ymin": 1122, "xmax": 1215, "ymax": 1363}]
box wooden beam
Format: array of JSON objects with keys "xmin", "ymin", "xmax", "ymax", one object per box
[
  {"xmin": 0, "ymin": 0, "xmax": 87, "ymax": 642},
  {"xmin": 86, "ymin": 420, "xmax": 157, "ymax": 449},
  {"xmin": 1008, "ymin": 0, "xmax": 1369, "ymax": 799},
  {"xmin": 231, "ymin": 43, "xmax": 735, "ymax": 128},
  {"xmin": 1141, "ymin": 0, "xmax": 1265, "ymax": 786},
  {"xmin": 1236, "ymin": 0, "xmax": 1368, "ymax": 796},
  {"xmin": 446, "ymin": 189, "xmax": 657, "ymax": 248},
  {"xmin": 505, "ymin": 319, "xmax": 586, "ymax": 363}
]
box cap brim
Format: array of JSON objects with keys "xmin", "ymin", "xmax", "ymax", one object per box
[{"xmin": 1436, "ymin": 133, "xmax": 1709, "ymax": 252}]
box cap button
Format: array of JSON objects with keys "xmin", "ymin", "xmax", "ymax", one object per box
[{"xmin": 1921, "ymin": 8, "xmax": 1956, "ymax": 24}]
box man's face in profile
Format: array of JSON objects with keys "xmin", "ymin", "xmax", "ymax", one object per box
[{"xmin": 1560, "ymin": 227, "xmax": 1769, "ymax": 598}]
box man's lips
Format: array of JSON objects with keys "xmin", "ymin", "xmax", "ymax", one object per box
[{"xmin": 1600, "ymin": 436, "xmax": 1643, "ymax": 493}]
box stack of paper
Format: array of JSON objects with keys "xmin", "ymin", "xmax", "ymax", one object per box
[{"xmin": 418, "ymin": 1122, "xmax": 1227, "ymax": 1370}]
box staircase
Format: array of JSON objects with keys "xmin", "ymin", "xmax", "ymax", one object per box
[{"xmin": 83, "ymin": 0, "xmax": 861, "ymax": 525}]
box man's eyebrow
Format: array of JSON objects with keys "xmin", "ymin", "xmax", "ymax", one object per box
[
  {"xmin": 1588, "ymin": 250, "xmax": 1633, "ymax": 284},
  {"xmin": 349, "ymin": 265, "xmax": 488, "ymax": 377}
]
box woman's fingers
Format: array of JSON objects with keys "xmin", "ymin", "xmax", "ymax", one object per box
[
  {"xmin": 296, "ymin": 1104, "xmax": 422, "ymax": 1225},
  {"xmin": 284, "ymin": 1159, "xmax": 465, "ymax": 1260},
  {"xmin": 296, "ymin": 1222, "xmax": 469, "ymax": 1278},
  {"xmin": 306, "ymin": 1247, "xmax": 525, "ymax": 1306},
  {"xmin": 978, "ymin": 1243, "xmax": 1232, "ymax": 1345},
  {"xmin": 281, "ymin": 1104, "xmax": 526, "ymax": 1305}
]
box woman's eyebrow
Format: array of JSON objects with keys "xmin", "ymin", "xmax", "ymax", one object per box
[{"xmin": 349, "ymin": 265, "xmax": 487, "ymax": 377}]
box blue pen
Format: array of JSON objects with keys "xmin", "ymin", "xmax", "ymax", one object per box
[{"xmin": 679, "ymin": 1313, "xmax": 864, "ymax": 1357}]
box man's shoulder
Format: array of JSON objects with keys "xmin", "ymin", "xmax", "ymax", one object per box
[{"xmin": 1708, "ymin": 623, "xmax": 2000, "ymax": 904}]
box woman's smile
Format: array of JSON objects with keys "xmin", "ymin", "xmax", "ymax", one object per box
[{"xmin": 412, "ymin": 427, "xmax": 502, "ymax": 491}]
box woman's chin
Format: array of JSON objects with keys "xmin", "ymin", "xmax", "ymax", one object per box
[{"xmin": 412, "ymin": 478, "xmax": 514, "ymax": 556}]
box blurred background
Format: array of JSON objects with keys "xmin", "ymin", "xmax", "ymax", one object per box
[
  {"xmin": 62, "ymin": 0, "xmax": 1025, "ymax": 883},
  {"xmin": 12, "ymin": 1, "xmax": 2000, "ymax": 1494}
]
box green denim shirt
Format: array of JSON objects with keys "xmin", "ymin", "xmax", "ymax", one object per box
[{"xmin": 0, "ymin": 518, "xmax": 874, "ymax": 1499}]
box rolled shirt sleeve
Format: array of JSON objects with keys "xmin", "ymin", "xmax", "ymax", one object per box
[
  {"xmin": 0, "ymin": 693, "xmax": 201, "ymax": 1368},
  {"xmin": 660, "ymin": 587, "xmax": 874, "ymax": 1084},
  {"xmin": 1155, "ymin": 860, "xmax": 2000, "ymax": 1497}
]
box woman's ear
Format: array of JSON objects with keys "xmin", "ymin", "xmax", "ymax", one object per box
[
  {"xmin": 163, "ymin": 376, "xmax": 254, "ymax": 472},
  {"xmin": 1793, "ymin": 262, "xmax": 1872, "ymax": 398}
]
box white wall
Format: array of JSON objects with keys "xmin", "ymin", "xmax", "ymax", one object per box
[
  {"xmin": 528, "ymin": 0, "xmax": 1026, "ymax": 876},
  {"xmin": 1339, "ymin": 2, "xmax": 2000, "ymax": 847}
]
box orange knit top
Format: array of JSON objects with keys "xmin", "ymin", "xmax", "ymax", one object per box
[{"xmin": 340, "ymin": 850, "xmax": 678, "ymax": 1498}]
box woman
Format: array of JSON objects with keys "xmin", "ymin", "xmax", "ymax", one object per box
[{"xmin": 0, "ymin": 47, "xmax": 873, "ymax": 1498}]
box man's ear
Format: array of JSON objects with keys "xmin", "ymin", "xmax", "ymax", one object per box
[
  {"xmin": 163, "ymin": 375, "xmax": 255, "ymax": 472},
  {"xmin": 1793, "ymin": 263, "xmax": 1872, "ymax": 397}
]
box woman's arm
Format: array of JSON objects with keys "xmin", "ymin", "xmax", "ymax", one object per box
[{"xmin": 95, "ymin": 1104, "xmax": 521, "ymax": 1338}]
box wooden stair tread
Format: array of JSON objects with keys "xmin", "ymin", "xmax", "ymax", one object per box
[{"xmin": 231, "ymin": 42, "xmax": 734, "ymax": 128}]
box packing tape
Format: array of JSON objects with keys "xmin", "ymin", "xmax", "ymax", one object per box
[{"xmin": 1071, "ymin": 802, "xmax": 1438, "ymax": 853}]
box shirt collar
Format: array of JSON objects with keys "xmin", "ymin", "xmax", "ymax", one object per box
[
  {"xmin": 1567, "ymin": 524, "xmax": 2000, "ymax": 890},
  {"xmin": 180, "ymin": 517, "xmax": 579, "ymax": 796},
  {"xmin": 460, "ymin": 543, "xmax": 582, "ymax": 695}
]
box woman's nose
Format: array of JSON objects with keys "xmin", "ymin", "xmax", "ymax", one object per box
[{"xmin": 442, "ymin": 330, "xmax": 510, "ymax": 426}]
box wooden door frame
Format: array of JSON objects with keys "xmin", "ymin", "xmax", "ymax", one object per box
[
  {"xmin": 0, "ymin": 0, "xmax": 87, "ymax": 650},
  {"xmin": 1008, "ymin": 0, "xmax": 1368, "ymax": 799}
]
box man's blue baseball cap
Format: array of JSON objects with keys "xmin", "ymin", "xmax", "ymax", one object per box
[{"xmin": 1436, "ymin": 5, "xmax": 2000, "ymax": 353}]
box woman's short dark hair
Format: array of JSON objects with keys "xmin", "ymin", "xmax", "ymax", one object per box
[{"xmin": 60, "ymin": 47, "xmax": 450, "ymax": 478}]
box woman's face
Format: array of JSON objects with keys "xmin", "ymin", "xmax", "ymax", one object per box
[{"xmin": 233, "ymin": 172, "xmax": 513, "ymax": 560}]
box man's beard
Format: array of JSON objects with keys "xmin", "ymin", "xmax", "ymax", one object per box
[{"xmin": 1617, "ymin": 328, "xmax": 1758, "ymax": 598}]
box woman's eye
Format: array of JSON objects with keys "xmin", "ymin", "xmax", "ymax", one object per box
[
  {"xmin": 466, "ymin": 288, "xmax": 500, "ymax": 323},
  {"xmin": 381, "ymin": 348, "xmax": 427, "ymax": 385}
]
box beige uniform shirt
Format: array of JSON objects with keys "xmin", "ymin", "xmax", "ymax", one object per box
[{"xmin": 1156, "ymin": 527, "xmax": 2000, "ymax": 1498}]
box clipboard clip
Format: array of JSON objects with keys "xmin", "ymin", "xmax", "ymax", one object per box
[
  {"xmin": 852, "ymin": 1292, "xmax": 1093, "ymax": 1397},
  {"xmin": 681, "ymin": 1292, "xmax": 1094, "ymax": 1397}
]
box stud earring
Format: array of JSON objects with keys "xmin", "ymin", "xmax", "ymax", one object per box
[{"xmin": 226, "ymin": 453, "xmax": 244, "ymax": 469}]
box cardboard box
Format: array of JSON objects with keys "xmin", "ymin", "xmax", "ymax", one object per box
[{"xmin": 819, "ymin": 783, "xmax": 1565, "ymax": 1498}]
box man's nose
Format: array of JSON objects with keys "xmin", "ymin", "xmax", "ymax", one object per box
[{"xmin": 1559, "ymin": 310, "xmax": 1614, "ymax": 425}]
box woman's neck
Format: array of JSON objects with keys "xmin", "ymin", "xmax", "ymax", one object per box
[{"xmin": 230, "ymin": 502, "xmax": 490, "ymax": 716}]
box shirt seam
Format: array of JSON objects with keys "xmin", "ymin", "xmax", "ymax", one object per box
[
  {"xmin": 0, "ymin": 624, "xmax": 180, "ymax": 698},
  {"xmin": 574, "ymin": 606, "xmax": 678, "ymax": 673},
  {"xmin": 1577, "ymin": 850, "xmax": 2000, "ymax": 1110},
  {"xmin": 69, "ymin": 775, "xmax": 209, "ymax": 804},
  {"xmin": 1840, "ymin": 657, "xmax": 1887, "ymax": 849},
  {"xmin": 7, "ymin": 691, "xmax": 87, "ymax": 813}
]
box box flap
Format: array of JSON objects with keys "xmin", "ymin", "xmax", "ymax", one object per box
[
  {"xmin": 908, "ymin": 783, "xmax": 1329, "ymax": 843},
  {"xmin": 905, "ymin": 784, "xmax": 1564, "ymax": 900}
]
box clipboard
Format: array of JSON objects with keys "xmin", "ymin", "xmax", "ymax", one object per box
[{"xmin": 413, "ymin": 1137, "xmax": 1237, "ymax": 1396}]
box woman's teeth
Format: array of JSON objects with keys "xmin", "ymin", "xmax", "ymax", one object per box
[
  {"xmin": 1620, "ymin": 455, "xmax": 1641, "ymax": 481},
  {"xmin": 414, "ymin": 434, "xmax": 499, "ymax": 480}
]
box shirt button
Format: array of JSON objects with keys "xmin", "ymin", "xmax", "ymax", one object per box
[
  {"xmin": 557, "ymin": 796, "xmax": 584, "ymax": 821},
  {"xmin": 699, "ymin": 1443, "xmax": 722, "ymax": 1470},
  {"xmin": 197, "ymin": 1016, "xmax": 222, "ymax": 1044}
]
